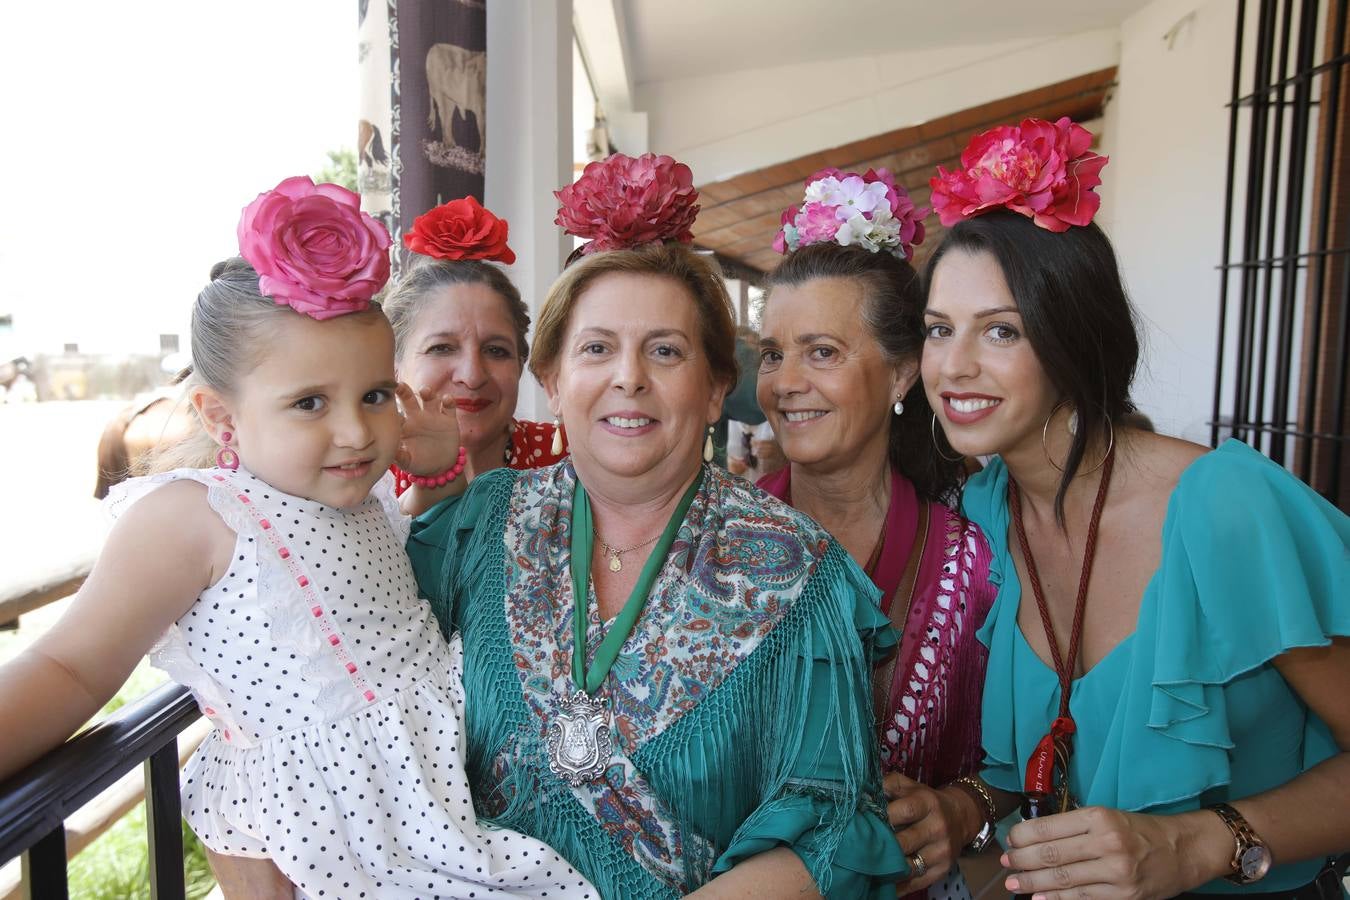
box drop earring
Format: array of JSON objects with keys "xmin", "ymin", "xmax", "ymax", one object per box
[
  {"xmin": 703, "ymin": 425, "xmax": 715, "ymax": 463},
  {"xmin": 550, "ymin": 419, "xmax": 564, "ymax": 456},
  {"xmin": 216, "ymin": 430, "xmax": 240, "ymax": 471},
  {"xmin": 893, "ymin": 399, "xmax": 905, "ymax": 416}
]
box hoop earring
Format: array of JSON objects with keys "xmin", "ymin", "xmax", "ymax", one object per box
[
  {"xmin": 930, "ymin": 414, "xmax": 964, "ymax": 463},
  {"xmin": 216, "ymin": 430, "xmax": 240, "ymax": 471},
  {"xmin": 1041, "ymin": 403, "xmax": 1115, "ymax": 474}
]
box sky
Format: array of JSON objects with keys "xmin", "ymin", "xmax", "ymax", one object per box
[{"xmin": 0, "ymin": 2, "xmax": 357, "ymax": 357}]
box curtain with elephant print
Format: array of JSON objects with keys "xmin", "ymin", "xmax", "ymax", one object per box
[{"xmin": 358, "ymin": 0, "xmax": 487, "ymax": 276}]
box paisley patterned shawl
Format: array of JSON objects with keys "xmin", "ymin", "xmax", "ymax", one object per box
[{"xmin": 419, "ymin": 462, "xmax": 903, "ymax": 898}]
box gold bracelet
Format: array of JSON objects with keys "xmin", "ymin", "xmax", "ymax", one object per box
[{"xmin": 949, "ymin": 775, "xmax": 998, "ymax": 829}]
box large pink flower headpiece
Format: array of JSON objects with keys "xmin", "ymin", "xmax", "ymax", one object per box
[
  {"xmin": 554, "ymin": 152, "xmax": 700, "ymax": 256},
  {"xmin": 772, "ymin": 167, "xmax": 927, "ymax": 260},
  {"xmin": 238, "ymin": 176, "xmax": 392, "ymax": 320},
  {"xmin": 929, "ymin": 117, "xmax": 1108, "ymax": 233}
]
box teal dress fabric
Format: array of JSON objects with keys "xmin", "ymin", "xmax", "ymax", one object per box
[
  {"xmin": 964, "ymin": 440, "xmax": 1350, "ymax": 894},
  {"xmin": 408, "ymin": 463, "xmax": 909, "ymax": 899}
]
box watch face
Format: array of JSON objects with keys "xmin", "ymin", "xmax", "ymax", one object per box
[{"xmin": 1239, "ymin": 845, "xmax": 1272, "ymax": 881}]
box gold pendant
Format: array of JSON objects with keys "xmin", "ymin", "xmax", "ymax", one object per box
[{"xmin": 608, "ymin": 554, "xmax": 622, "ymax": 573}]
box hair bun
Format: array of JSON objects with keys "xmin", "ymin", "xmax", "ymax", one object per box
[{"xmin": 210, "ymin": 257, "xmax": 255, "ymax": 281}]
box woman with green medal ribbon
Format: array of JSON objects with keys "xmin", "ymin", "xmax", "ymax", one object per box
[{"xmin": 405, "ymin": 153, "xmax": 911, "ymax": 898}]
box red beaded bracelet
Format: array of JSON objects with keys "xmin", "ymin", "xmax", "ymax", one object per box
[{"xmin": 394, "ymin": 447, "xmax": 467, "ymax": 491}]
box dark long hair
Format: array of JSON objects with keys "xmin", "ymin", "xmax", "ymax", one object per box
[
  {"xmin": 765, "ymin": 242, "xmax": 964, "ymax": 503},
  {"xmin": 923, "ymin": 210, "xmax": 1140, "ymax": 522}
]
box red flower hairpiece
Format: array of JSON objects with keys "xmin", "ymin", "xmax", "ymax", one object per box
[
  {"xmin": 554, "ymin": 152, "xmax": 700, "ymax": 256},
  {"xmin": 237, "ymin": 176, "xmax": 392, "ymax": 320},
  {"xmin": 403, "ymin": 196, "xmax": 516, "ymax": 264},
  {"xmin": 930, "ymin": 117, "xmax": 1108, "ymax": 233}
]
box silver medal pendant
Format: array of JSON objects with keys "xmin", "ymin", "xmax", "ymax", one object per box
[{"xmin": 547, "ymin": 690, "xmax": 614, "ymax": 786}]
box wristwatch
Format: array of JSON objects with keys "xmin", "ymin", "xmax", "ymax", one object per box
[
  {"xmin": 949, "ymin": 776, "xmax": 998, "ymax": 854},
  {"xmin": 1206, "ymin": 802, "xmax": 1272, "ymax": 885}
]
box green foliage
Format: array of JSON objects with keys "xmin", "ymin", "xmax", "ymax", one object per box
[
  {"xmin": 317, "ymin": 147, "xmax": 359, "ymax": 192},
  {"xmin": 66, "ymin": 803, "xmax": 215, "ymax": 900}
]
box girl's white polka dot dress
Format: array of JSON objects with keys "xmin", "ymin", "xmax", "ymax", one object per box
[{"xmin": 106, "ymin": 467, "xmax": 595, "ymax": 900}]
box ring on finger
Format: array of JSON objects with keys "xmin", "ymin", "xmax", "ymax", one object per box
[{"xmin": 906, "ymin": 851, "xmax": 928, "ymax": 879}]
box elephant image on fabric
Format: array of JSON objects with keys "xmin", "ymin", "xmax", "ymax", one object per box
[{"xmin": 426, "ymin": 42, "xmax": 486, "ymax": 156}]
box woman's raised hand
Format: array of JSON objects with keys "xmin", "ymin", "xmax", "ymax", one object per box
[
  {"xmin": 1001, "ymin": 806, "xmax": 1228, "ymax": 899},
  {"xmin": 396, "ymin": 383, "xmax": 461, "ymax": 476}
]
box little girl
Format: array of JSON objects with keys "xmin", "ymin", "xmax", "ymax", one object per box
[{"xmin": 0, "ymin": 178, "xmax": 595, "ymax": 900}]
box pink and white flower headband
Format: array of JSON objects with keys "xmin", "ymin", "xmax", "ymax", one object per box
[
  {"xmin": 238, "ymin": 176, "xmax": 392, "ymax": 320},
  {"xmin": 929, "ymin": 116, "xmax": 1108, "ymax": 232},
  {"xmin": 554, "ymin": 152, "xmax": 700, "ymax": 257},
  {"xmin": 773, "ymin": 167, "xmax": 927, "ymax": 260}
]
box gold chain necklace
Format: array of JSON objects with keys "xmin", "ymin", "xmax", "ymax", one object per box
[{"xmin": 597, "ymin": 533, "xmax": 661, "ymax": 572}]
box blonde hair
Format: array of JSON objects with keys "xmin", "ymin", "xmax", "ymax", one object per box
[{"xmin": 529, "ymin": 244, "xmax": 737, "ymax": 390}]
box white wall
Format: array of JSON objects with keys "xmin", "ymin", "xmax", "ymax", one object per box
[
  {"xmin": 1097, "ymin": 0, "xmax": 1238, "ymax": 441},
  {"xmin": 638, "ymin": 28, "xmax": 1121, "ymax": 183}
]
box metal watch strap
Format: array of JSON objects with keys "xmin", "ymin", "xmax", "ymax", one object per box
[
  {"xmin": 949, "ymin": 776, "xmax": 998, "ymax": 853},
  {"xmin": 1207, "ymin": 802, "xmax": 1267, "ymax": 885}
]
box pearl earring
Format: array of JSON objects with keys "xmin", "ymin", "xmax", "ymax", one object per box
[
  {"xmin": 550, "ymin": 419, "xmax": 564, "ymax": 456},
  {"xmin": 893, "ymin": 399, "xmax": 905, "ymax": 416},
  {"xmin": 703, "ymin": 425, "xmax": 714, "ymax": 463}
]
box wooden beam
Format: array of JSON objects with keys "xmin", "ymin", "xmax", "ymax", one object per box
[{"xmin": 0, "ymin": 557, "xmax": 94, "ymax": 627}]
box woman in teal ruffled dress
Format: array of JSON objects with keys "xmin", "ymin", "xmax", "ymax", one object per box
[
  {"xmin": 917, "ymin": 118, "xmax": 1350, "ymax": 898},
  {"xmin": 405, "ymin": 154, "xmax": 909, "ymax": 899}
]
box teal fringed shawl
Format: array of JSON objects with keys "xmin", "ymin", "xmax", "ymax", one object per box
[{"xmin": 410, "ymin": 465, "xmax": 909, "ymax": 899}]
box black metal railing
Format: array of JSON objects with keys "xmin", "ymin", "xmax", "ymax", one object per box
[
  {"xmin": 1214, "ymin": 0, "xmax": 1350, "ymax": 507},
  {"xmin": 0, "ymin": 683, "xmax": 200, "ymax": 900}
]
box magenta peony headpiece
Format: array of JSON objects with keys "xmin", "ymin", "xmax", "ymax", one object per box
[
  {"xmin": 772, "ymin": 167, "xmax": 927, "ymax": 260},
  {"xmin": 554, "ymin": 152, "xmax": 700, "ymax": 256},
  {"xmin": 929, "ymin": 117, "xmax": 1108, "ymax": 233},
  {"xmin": 238, "ymin": 176, "xmax": 392, "ymax": 320}
]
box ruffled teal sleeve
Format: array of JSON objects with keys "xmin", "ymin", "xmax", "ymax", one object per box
[
  {"xmin": 708, "ymin": 544, "xmax": 908, "ymax": 898},
  {"xmin": 965, "ymin": 442, "xmax": 1350, "ymax": 893},
  {"xmin": 1134, "ymin": 441, "xmax": 1349, "ymax": 803},
  {"xmin": 407, "ymin": 467, "xmax": 519, "ymax": 637}
]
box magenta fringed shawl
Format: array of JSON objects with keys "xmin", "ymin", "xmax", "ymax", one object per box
[{"xmin": 758, "ymin": 467, "xmax": 995, "ymax": 787}]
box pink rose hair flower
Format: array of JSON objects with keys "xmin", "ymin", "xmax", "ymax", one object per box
[
  {"xmin": 773, "ymin": 166, "xmax": 927, "ymax": 259},
  {"xmin": 554, "ymin": 152, "xmax": 700, "ymax": 256},
  {"xmin": 238, "ymin": 176, "xmax": 392, "ymax": 320},
  {"xmin": 929, "ymin": 117, "xmax": 1108, "ymax": 233}
]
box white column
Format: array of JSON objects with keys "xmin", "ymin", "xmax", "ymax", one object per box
[
  {"xmin": 724, "ymin": 277, "xmax": 750, "ymax": 326},
  {"xmin": 486, "ymin": 0, "xmax": 572, "ymax": 422}
]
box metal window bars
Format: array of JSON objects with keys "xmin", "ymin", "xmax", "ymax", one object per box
[{"xmin": 1213, "ymin": 0, "xmax": 1350, "ymax": 508}]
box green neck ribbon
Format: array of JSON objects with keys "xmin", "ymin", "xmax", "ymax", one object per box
[{"xmin": 569, "ymin": 469, "xmax": 703, "ymax": 695}]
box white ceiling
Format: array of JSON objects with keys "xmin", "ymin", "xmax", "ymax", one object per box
[{"xmin": 622, "ymin": 0, "xmax": 1154, "ymax": 83}]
